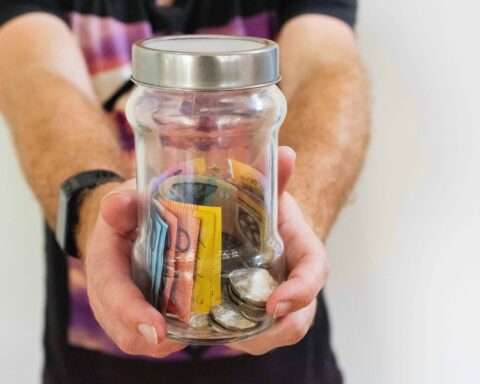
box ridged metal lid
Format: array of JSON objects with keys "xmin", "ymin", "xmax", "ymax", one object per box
[{"xmin": 131, "ymin": 35, "xmax": 280, "ymax": 91}]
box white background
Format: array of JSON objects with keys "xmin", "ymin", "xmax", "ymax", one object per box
[{"xmin": 1, "ymin": 1, "xmax": 479, "ymax": 383}]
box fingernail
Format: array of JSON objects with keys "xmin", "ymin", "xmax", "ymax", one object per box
[
  {"xmin": 101, "ymin": 190, "xmax": 128, "ymax": 204},
  {"xmin": 289, "ymin": 147, "xmax": 297, "ymax": 160},
  {"xmin": 138, "ymin": 324, "xmax": 158, "ymax": 344},
  {"xmin": 273, "ymin": 302, "xmax": 293, "ymax": 319}
]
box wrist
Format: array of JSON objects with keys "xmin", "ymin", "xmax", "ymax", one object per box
[{"xmin": 75, "ymin": 181, "xmax": 122, "ymax": 260}]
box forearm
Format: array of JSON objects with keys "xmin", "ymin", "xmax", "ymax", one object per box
[
  {"xmin": 278, "ymin": 15, "xmax": 370, "ymax": 241},
  {"xmin": 0, "ymin": 14, "xmax": 128, "ymax": 245}
]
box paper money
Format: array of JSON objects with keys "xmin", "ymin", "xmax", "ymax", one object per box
[
  {"xmin": 151, "ymin": 200, "xmax": 177, "ymax": 312},
  {"xmin": 194, "ymin": 205, "xmax": 222, "ymax": 310},
  {"xmin": 236, "ymin": 190, "xmax": 266, "ymax": 250},
  {"xmin": 149, "ymin": 207, "xmax": 168, "ymax": 307},
  {"xmin": 228, "ymin": 159, "xmax": 266, "ymax": 201},
  {"xmin": 161, "ymin": 200, "xmax": 200, "ymax": 323},
  {"xmin": 161, "ymin": 198, "xmax": 222, "ymax": 315}
]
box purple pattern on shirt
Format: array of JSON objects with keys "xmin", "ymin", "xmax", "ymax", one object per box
[
  {"xmin": 69, "ymin": 12, "xmax": 152, "ymax": 74},
  {"xmin": 196, "ymin": 11, "xmax": 277, "ymax": 38}
]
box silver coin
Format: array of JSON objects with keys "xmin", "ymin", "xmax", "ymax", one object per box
[
  {"xmin": 188, "ymin": 313, "xmax": 210, "ymax": 330},
  {"xmin": 226, "ymin": 284, "xmax": 244, "ymax": 305},
  {"xmin": 226, "ymin": 284, "xmax": 267, "ymax": 314},
  {"xmin": 240, "ymin": 308, "xmax": 266, "ymax": 323},
  {"xmin": 229, "ymin": 268, "xmax": 278, "ymax": 306},
  {"xmin": 207, "ymin": 314, "xmax": 234, "ymax": 334},
  {"xmin": 210, "ymin": 302, "xmax": 258, "ymax": 331}
]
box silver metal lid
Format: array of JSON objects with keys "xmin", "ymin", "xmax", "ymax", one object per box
[{"xmin": 131, "ymin": 35, "xmax": 280, "ymax": 91}]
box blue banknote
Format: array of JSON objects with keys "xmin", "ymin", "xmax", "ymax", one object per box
[{"xmin": 150, "ymin": 205, "xmax": 168, "ymax": 307}]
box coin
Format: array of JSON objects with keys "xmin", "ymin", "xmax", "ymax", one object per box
[
  {"xmin": 229, "ymin": 268, "xmax": 278, "ymax": 306},
  {"xmin": 207, "ymin": 314, "xmax": 234, "ymax": 334},
  {"xmin": 226, "ymin": 284, "xmax": 266, "ymax": 313},
  {"xmin": 210, "ymin": 302, "xmax": 258, "ymax": 331},
  {"xmin": 188, "ymin": 313, "xmax": 210, "ymax": 329},
  {"xmin": 240, "ymin": 308, "xmax": 267, "ymax": 323},
  {"xmin": 225, "ymin": 284, "xmax": 243, "ymax": 305}
]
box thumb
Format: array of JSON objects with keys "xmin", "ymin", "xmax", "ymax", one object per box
[
  {"xmin": 100, "ymin": 187, "xmax": 139, "ymax": 235},
  {"xmin": 278, "ymin": 146, "xmax": 296, "ymax": 196}
]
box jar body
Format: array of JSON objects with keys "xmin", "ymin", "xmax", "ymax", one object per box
[{"xmin": 126, "ymin": 85, "xmax": 286, "ymax": 344}]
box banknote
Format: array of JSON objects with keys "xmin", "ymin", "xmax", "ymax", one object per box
[
  {"xmin": 161, "ymin": 198, "xmax": 222, "ymax": 315},
  {"xmin": 160, "ymin": 199, "xmax": 200, "ymax": 323},
  {"xmin": 149, "ymin": 207, "xmax": 168, "ymax": 307},
  {"xmin": 151, "ymin": 199, "xmax": 177, "ymax": 312},
  {"xmin": 236, "ymin": 190, "xmax": 267, "ymax": 250},
  {"xmin": 228, "ymin": 159, "xmax": 266, "ymax": 201},
  {"xmin": 158, "ymin": 173, "xmax": 269, "ymax": 270},
  {"xmin": 158, "ymin": 175, "xmax": 238, "ymax": 233},
  {"xmin": 191, "ymin": 205, "xmax": 222, "ymax": 312}
]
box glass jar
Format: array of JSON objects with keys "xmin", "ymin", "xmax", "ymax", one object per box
[{"xmin": 126, "ymin": 35, "xmax": 287, "ymax": 344}]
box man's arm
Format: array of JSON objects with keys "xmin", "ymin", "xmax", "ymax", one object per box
[
  {"xmin": 278, "ymin": 14, "xmax": 370, "ymax": 241},
  {"xmin": 0, "ymin": 12, "xmax": 187, "ymax": 357},
  {"xmin": 0, "ymin": 13, "xmax": 129, "ymax": 254},
  {"xmin": 228, "ymin": 14, "xmax": 370, "ymax": 355}
]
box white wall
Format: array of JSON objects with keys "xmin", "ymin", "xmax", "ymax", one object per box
[
  {"xmin": 0, "ymin": 113, "xmax": 44, "ymax": 382},
  {"xmin": 327, "ymin": 1, "xmax": 480, "ymax": 383},
  {"xmin": 1, "ymin": 1, "xmax": 479, "ymax": 383}
]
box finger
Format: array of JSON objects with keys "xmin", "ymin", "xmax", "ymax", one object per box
[
  {"xmin": 86, "ymin": 220, "xmax": 167, "ymax": 349},
  {"xmin": 277, "ymin": 146, "xmax": 296, "ymax": 196},
  {"xmin": 100, "ymin": 188, "xmax": 139, "ymax": 235},
  {"xmin": 266, "ymin": 194, "xmax": 329, "ymax": 318},
  {"xmin": 230, "ymin": 300, "xmax": 316, "ymax": 355},
  {"xmin": 109, "ymin": 321, "xmax": 186, "ymax": 358}
]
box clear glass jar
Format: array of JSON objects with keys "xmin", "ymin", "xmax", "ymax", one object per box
[{"xmin": 126, "ymin": 35, "xmax": 287, "ymax": 344}]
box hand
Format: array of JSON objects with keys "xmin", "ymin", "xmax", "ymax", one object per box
[
  {"xmin": 229, "ymin": 147, "xmax": 330, "ymax": 355},
  {"xmin": 79, "ymin": 180, "xmax": 186, "ymax": 358}
]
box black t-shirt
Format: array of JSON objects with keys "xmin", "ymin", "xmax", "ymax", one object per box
[{"xmin": 0, "ymin": 1, "xmax": 356, "ymax": 383}]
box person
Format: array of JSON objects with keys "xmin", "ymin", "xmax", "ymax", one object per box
[{"xmin": 0, "ymin": 1, "xmax": 370, "ymax": 383}]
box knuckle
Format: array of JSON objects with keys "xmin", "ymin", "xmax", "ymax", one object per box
[
  {"xmin": 321, "ymin": 258, "xmax": 330, "ymax": 282},
  {"xmin": 302, "ymin": 275, "xmax": 318, "ymax": 302}
]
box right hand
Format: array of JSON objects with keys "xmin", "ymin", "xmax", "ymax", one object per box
[{"xmin": 78, "ymin": 179, "xmax": 186, "ymax": 358}]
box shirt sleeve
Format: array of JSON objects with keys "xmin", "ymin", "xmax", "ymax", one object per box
[
  {"xmin": 278, "ymin": 0, "xmax": 358, "ymax": 29},
  {"xmin": 0, "ymin": 0, "xmax": 68, "ymax": 26}
]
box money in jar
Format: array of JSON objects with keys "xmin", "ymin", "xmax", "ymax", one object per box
[{"xmin": 127, "ymin": 35, "xmax": 287, "ymax": 344}]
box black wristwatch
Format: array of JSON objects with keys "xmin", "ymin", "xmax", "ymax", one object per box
[{"xmin": 56, "ymin": 170, "xmax": 123, "ymax": 257}]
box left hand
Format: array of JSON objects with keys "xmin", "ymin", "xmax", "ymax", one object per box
[{"xmin": 229, "ymin": 147, "xmax": 329, "ymax": 355}]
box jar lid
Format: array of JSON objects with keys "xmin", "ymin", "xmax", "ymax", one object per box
[{"xmin": 131, "ymin": 35, "xmax": 280, "ymax": 91}]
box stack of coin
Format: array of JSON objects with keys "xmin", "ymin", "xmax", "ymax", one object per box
[{"xmin": 208, "ymin": 267, "xmax": 278, "ymax": 333}]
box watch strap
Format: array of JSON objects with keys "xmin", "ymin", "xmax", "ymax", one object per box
[{"xmin": 56, "ymin": 170, "xmax": 123, "ymax": 258}]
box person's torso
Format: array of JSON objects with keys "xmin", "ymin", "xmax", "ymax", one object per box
[{"xmin": 63, "ymin": 0, "xmax": 281, "ymax": 361}]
